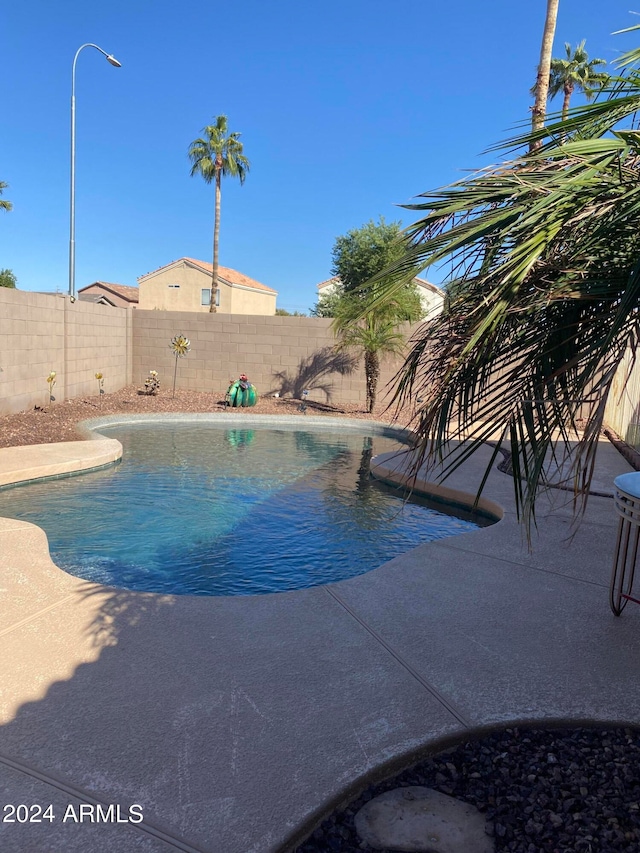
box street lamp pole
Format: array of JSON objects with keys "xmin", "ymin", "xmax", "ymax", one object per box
[{"xmin": 69, "ymin": 43, "xmax": 121, "ymax": 300}]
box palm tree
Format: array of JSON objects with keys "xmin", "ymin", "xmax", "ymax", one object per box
[
  {"xmin": 188, "ymin": 116, "xmax": 249, "ymax": 312},
  {"xmin": 357, "ymin": 24, "xmax": 640, "ymax": 531},
  {"xmin": 546, "ymin": 40, "xmax": 608, "ymax": 120},
  {"xmin": 333, "ymin": 290, "xmax": 420, "ymax": 413},
  {"xmin": 0, "ymin": 181, "xmax": 12, "ymax": 212},
  {"xmin": 530, "ymin": 0, "xmax": 560, "ymax": 143}
]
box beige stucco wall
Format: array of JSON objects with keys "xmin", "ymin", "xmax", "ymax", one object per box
[
  {"xmin": 318, "ymin": 280, "xmax": 444, "ymax": 320},
  {"xmin": 133, "ymin": 311, "xmax": 414, "ymax": 406},
  {"xmin": 0, "ymin": 289, "xmax": 132, "ymax": 415},
  {"xmin": 138, "ymin": 261, "xmax": 276, "ymax": 315},
  {"xmin": 228, "ymin": 285, "xmax": 276, "ymax": 315},
  {"xmin": 420, "ymin": 287, "xmax": 444, "ymax": 319}
]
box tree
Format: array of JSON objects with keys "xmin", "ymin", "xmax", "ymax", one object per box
[
  {"xmin": 331, "ymin": 217, "xmax": 407, "ymax": 296},
  {"xmin": 0, "ymin": 182, "xmax": 12, "ymax": 212},
  {"xmin": 310, "ymin": 290, "xmax": 342, "ymax": 318},
  {"xmin": 275, "ymin": 308, "xmax": 307, "ymax": 316},
  {"xmin": 188, "ymin": 116, "xmax": 249, "ymax": 312},
  {"xmin": 538, "ymin": 40, "xmax": 608, "ymax": 121},
  {"xmin": 0, "ymin": 269, "xmax": 17, "ymax": 288},
  {"xmin": 357, "ymin": 24, "xmax": 640, "ymax": 530},
  {"xmin": 530, "ymin": 0, "xmax": 560, "ymax": 146},
  {"xmin": 330, "ymin": 219, "xmax": 423, "ymax": 412},
  {"xmin": 333, "ymin": 295, "xmax": 414, "ymax": 413}
]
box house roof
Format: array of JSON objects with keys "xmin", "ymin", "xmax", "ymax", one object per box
[
  {"xmin": 317, "ymin": 275, "xmax": 443, "ymax": 298},
  {"xmin": 78, "ymin": 282, "xmax": 140, "ymax": 303},
  {"xmin": 138, "ymin": 258, "xmax": 277, "ymax": 294},
  {"xmin": 78, "ymin": 293, "xmax": 117, "ymax": 306}
]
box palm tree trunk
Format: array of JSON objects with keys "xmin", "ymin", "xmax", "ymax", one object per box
[
  {"xmin": 530, "ymin": 0, "xmax": 560, "ymax": 150},
  {"xmin": 562, "ymin": 83, "xmax": 572, "ymax": 122},
  {"xmin": 364, "ymin": 350, "xmax": 380, "ymax": 414},
  {"xmin": 211, "ymin": 170, "xmax": 221, "ymax": 313}
]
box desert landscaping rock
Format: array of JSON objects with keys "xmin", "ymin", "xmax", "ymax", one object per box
[
  {"xmin": 354, "ymin": 786, "xmax": 493, "ymax": 853},
  {"xmin": 296, "ymin": 728, "xmax": 640, "ymax": 853}
]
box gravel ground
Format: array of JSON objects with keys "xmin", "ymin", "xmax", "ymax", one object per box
[
  {"xmin": 295, "ymin": 726, "xmax": 640, "ymax": 853},
  {"xmin": 0, "ymin": 385, "xmax": 414, "ymax": 448}
]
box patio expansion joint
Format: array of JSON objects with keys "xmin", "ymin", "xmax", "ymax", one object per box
[
  {"xmin": 324, "ymin": 586, "xmax": 472, "ymax": 729},
  {"xmin": 0, "ymin": 752, "xmax": 208, "ymax": 853},
  {"xmin": 0, "ymin": 593, "xmax": 80, "ymax": 639},
  {"xmin": 434, "ymin": 540, "xmax": 610, "ymax": 591}
]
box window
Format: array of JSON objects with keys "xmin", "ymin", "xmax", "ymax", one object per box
[{"xmin": 201, "ymin": 288, "xmax": 221, "ymax": 307}]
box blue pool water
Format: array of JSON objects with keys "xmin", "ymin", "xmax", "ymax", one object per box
[{"xmin": 0, "ymin": 424, "xmax": 487, "ymax": 596}]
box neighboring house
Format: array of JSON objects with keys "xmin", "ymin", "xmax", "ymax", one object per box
[
  {"xmin": 78, "ymin": 282, "xmax": 139, "ymax": 308},
  {"xmin": 138, "ymin": 258, "xmax": 277, "ymax": 315},
  {"xmin": 316, "ymin": 275, "xmax": 444, "ymax": 319}
]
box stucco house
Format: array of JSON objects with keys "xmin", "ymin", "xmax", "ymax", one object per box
[
  {"xmin": 138, "ymin": 258, "xmax": 277, "ymax": 315},
  {"xmin": 78, "ymin": 282, "xmax": 139, "ymax": 308},
  {"xmin": 316, "ymin": 275, "xmax": 444, "ymax": 319}
]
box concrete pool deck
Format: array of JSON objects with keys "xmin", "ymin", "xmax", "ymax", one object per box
[{"xmin": 0, "ymin": 415, "xmax": 639, "ymax": 852}]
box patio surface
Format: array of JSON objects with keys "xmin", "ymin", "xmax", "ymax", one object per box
[{"xmin": 0, "ymin": 415, "xmax": 639, "ymax": 853}]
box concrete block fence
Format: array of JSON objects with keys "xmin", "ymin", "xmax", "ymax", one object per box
[
  {"xmin": 132, "ymin": 310, "xmax": 412, "ymax": 406},
  {"xmin": 0, "ymin": 289, "xmax": 132, "ymax": 416},
  {"xmin": 0, "ymin": 289, "xmax": 416, "ymax": 415}
]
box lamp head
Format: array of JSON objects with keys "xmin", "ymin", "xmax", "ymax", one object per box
[{"xmin": 106, "ymin": 54, "xmax": 122, "ymax": 67}]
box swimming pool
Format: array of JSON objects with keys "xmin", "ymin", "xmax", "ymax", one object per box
[{"xmin": 0, "ymin": 421, "xmax": 488, "ymax": 596}]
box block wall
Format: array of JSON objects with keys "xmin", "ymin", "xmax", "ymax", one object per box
[
  {"xmin": 0, "ymin": 289, "xmax": 132, "ymax": 416},
  {"xmin": 133, "ymin": 311, "xmax": 414, "ymax": 406}
]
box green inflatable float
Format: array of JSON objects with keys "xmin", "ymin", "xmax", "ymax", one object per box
[{"xmin": 226, "ymin": 374, "xmax": 258, "ymax": 408}]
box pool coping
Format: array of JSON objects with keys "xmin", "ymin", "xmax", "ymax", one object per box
[{"xmin": 0, "ymin": 415, "xmax": 639, "ymax": 853}]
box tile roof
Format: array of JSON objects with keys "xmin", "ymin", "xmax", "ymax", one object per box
[
  {"xmin": 138, "ymin": 258, "xmax": 277, "ymax": 294},
  {"xmin": 79, "ymin": 282, "xmax": 139, "ymax": 302},
  {"xmin": 184, "ymin": 259, "xmax": 277, "ymax": 294}
]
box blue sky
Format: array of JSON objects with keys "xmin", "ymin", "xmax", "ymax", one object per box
[{"xmin": 2, "ymin": 0, "xmax": 638, "ymax": 312}]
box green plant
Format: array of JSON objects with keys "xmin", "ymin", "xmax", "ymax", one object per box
[
  {"xmin": 357, "ymin": 23, "xmax": 640, "ymax": 531},
  {"xmin": 546, "ymin": 40, "xmax": 608, "ymax": 121},
  {"xmin": 188, "ymin": 116, "xmax": 250, "ymax": 313},
  {"xmin": 169, "ymin": 335, "xmax": 191, "ymax": 397},
  {"xmin": 0, "ymin": 182, "xmax": 12, "ymax": 213},
  {"xmin": 329, "ymin": 218, "xmax": 422, "ymax": 412},
  {"xmin": 0, "ymin": 269, "xmax": 17, "ymax": 288}
]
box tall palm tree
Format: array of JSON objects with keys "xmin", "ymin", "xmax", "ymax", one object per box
[
  {"xmin": 356, "ymin": 24, "xmax": 640, "ymax": 531},
  {"xmin": 188, "ymin": 116, "xmax": 249, "ymax": 312},
  {"xmin": 547, "ymin": 40, "xmax": 608, "ymax": 120},
  {"xmin": 530, "ymin": 0, "xmax": 560, "ymax": 144},
  {"xmin": 0, "ymin": 181, "xmax": 12, "ymax": 212}
]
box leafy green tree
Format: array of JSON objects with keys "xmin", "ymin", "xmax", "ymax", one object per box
[
  {"xmin": 0, "ymin": 269, "xmax": 16, "ymax": 288},
  {"xmin": 534, "ymin": 40, "xmax": 608, "ymax": 121},
  {"xmin": 312, "ymin": 218, "xmax": 423, "ymax": 318},
  {"xmin": 188, "ymin": 116, "xmax": 249, "ymax": 312},
  {"xmin": 329, "ymin": 218, "xmax": 422, "ymax": 412},
  {"xmin": 360, "ymin": 24, "xmax": 640, "ymax": 529},
  {"xmin": 275, "ymin": 307, "xmax": 307, "ymax": 316},
  {"xmin": 0, "ymin": 182, "xmax": 12, "ymax": 212},
  {"xmin": 331, "ymin": 218, "xmax": 407, "ymax": 295},
  {"xmin": 310, "ymin": 289, "xmax": 342, "ymax": 318}
]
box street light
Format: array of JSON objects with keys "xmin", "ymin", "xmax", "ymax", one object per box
[{"xmin": 69, "ymin": 43, "xmax": 121, "ymax": 300}]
